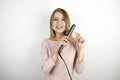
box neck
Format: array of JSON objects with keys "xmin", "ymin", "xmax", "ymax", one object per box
[{"xmin": 55, "ymin": 32, "xmax": 64, "ymax": 40}]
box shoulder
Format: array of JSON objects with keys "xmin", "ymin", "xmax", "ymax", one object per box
[
  {"xmin": 41, "ymin": 38, "xmax": 49, "ymax": 47},
  {"xmin": 42, "ymin": 38, "xmax": 48, "ymax": 43}
]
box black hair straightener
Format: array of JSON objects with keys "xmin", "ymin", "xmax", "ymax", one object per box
[{"xmin": 58, "ymin": 24, "xmax": 76, "ymax": 80}]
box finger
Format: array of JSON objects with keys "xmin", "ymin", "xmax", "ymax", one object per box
[
  {"xmin": 60, "ymin": 39, "xmax": 68, "ymax": 46},
  {"xmin": 77, "ymin": 34, "xmax": 81, "ymax": 39},
  {"xmin": 62, "ymin": 36, "xmax": 69, "ymax": 42},
  {"xmin": 63, "ymin": 36, "xmax": 69, "ymax": 40},
  {"xmin": 79, "ymin": 37, "xmax": 85, "ymax": 43},
  {"xmin": 76, "ymin": 32, "xmax": 80, "ymax": 39},
  {"xmin": 63, "ymin": 38, "xmax": 68, "ymax": 43},
  {"xmin": 63, "ymin": 40, "xmax": 67, "ymax": 43},
  {"xmin": 75, "ymin": 32, "xmax": 80, "ymax": 36},
  {"xmin": 76, "ymin": 34, "xmax": 81, "ymax": 41},
  {"xmin": 63, "ymin": 40, "xmax": 67, "ymax": 46}
]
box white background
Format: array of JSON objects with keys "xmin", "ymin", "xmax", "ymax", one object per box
[{"xmin": 0, "ymin": 0, "xmax": 120, "ymax": 80}]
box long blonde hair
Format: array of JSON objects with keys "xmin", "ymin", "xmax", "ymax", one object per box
[{"xmin": 49, "ymin": 8, "xmax": 74, "ymax": 40}]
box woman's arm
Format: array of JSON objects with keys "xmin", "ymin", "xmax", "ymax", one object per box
[
  {"xmin": 74, "ymin": 48, "xmax": 85, "ymax": 74},
  {"xmin": 41, "ymin": 37, "xmax": 68, "ymax": 74},
  {"xmin": 74, "ymin": 32, "xmax": 85, "ymax": 74},
  {"xmin": 41, "ymin": 39, "xmax": 57, "ymax": 74}
]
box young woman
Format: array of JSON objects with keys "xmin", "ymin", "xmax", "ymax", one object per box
[{"xmin": 41, "ymin": 8, "xmax": 85, "ymax": 80}]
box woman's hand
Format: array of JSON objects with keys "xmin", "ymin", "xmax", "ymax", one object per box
[
  {"xmin": 75, "ymin": 32, "xmax": 85, "ymax": 50},
  {"xmin": 75, "ymin": 32, "xmax": 85, "ymax": 61},
  {"xmin": 52, "ymin": 36, "xmax": 69, "ymax": 62},
  {"xmin": 58, "ymin": 36, "xmax": 69, "ymax": 47}
]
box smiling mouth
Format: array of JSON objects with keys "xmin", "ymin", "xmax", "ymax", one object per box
[{"xmin": 56, "ymin": 26, "xmax": 63, "ymax": 29}]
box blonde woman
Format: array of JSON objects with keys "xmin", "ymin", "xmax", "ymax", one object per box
[{"xmin": 41, "ymin": 8, "xmax": 85, "ymax": 80}]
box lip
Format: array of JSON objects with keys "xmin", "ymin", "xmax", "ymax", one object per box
[{"xmin": 56, "ymin": 26, "xmax": 63, "ymax": 29}]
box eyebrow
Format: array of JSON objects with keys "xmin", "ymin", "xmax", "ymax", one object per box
[{"xmin": 53, "ymin": 17, "xmax": 64, "ymax": 19}]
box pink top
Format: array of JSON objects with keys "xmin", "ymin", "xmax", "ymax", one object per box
[{"xmin": 41, "ymin": 38, "xmax": 84, "ymax": 80}]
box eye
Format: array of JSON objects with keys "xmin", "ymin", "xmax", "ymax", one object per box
[{"xmin": 53, "ymin": 18, "xmax": 58, "ymax": 21}]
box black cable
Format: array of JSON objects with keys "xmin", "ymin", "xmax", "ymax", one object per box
[
  {"xmin": 58, "ymin": 51, "xmax": 72, "ymax": 80},
  {"xmin": 57, "ymin": 24, "xmax": 76, "ymax": 80}
]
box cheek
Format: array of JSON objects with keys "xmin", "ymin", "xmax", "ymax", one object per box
[
  {"xmin": 52, "ymin": 21, "xmax": 55, "ymax": 25},
  {"xmin": 52, "ymin": 22, "xmax": 56, "ymax": 28},
  {"xmin": 62, "ymin": 23, "xmax": 66, "ymax": 31},
  {"xmin": 62, "ymin": 21, "xmax": 65, "ymax": 26},
  {"xmin": 52, "ymin": 26, "xmax": 55, "ymax": 31}
]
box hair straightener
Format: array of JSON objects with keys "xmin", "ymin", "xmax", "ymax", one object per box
[{"xmin": 58, "ymin": 24, "xmax": 76, "ymax": 80}]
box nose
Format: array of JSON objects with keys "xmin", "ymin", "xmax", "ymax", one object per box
[{"xmin": 57, "ymin": 19, "xmax": 63, "ymax": 25}]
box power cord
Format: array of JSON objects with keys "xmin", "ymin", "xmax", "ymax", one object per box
[{"xmin": 58, "ymin": 50, "xmax": 72, "ymax": 80}]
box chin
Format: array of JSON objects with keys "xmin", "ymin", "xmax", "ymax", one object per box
[{"xmin": 56, "ymin": 30, "xmax": 65, "ymax": 33}]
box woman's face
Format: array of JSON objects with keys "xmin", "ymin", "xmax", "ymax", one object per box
[{"xmin": 52, "ymin": 11, "xmax": 66, "ymax": 34}]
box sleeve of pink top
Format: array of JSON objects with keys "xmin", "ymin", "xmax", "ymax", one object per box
[
  {"xmin": 74, "ymin": 56, "xmax": 85, "ymax": 74},
  {"xmin": 73, "ymin": 39, "xmax": 85, "ymax": 74},
  {"xmin": 41, "ymin": 39, "xmax": 56, "ymax": 74}
]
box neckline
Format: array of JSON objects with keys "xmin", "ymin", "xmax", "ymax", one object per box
[{"xmin": 48, "ymin": 38, "xmax": 59, "ymax": 42}]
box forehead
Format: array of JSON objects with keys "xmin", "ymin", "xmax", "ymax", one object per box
[{"xmin": 53, "ymin": 11, "xmax": 64, "ymax": 18}]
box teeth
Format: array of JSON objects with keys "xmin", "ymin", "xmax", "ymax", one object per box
[{"xmin": 56, "ymin": 26, "xmax": 63, "ymax": 29}]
